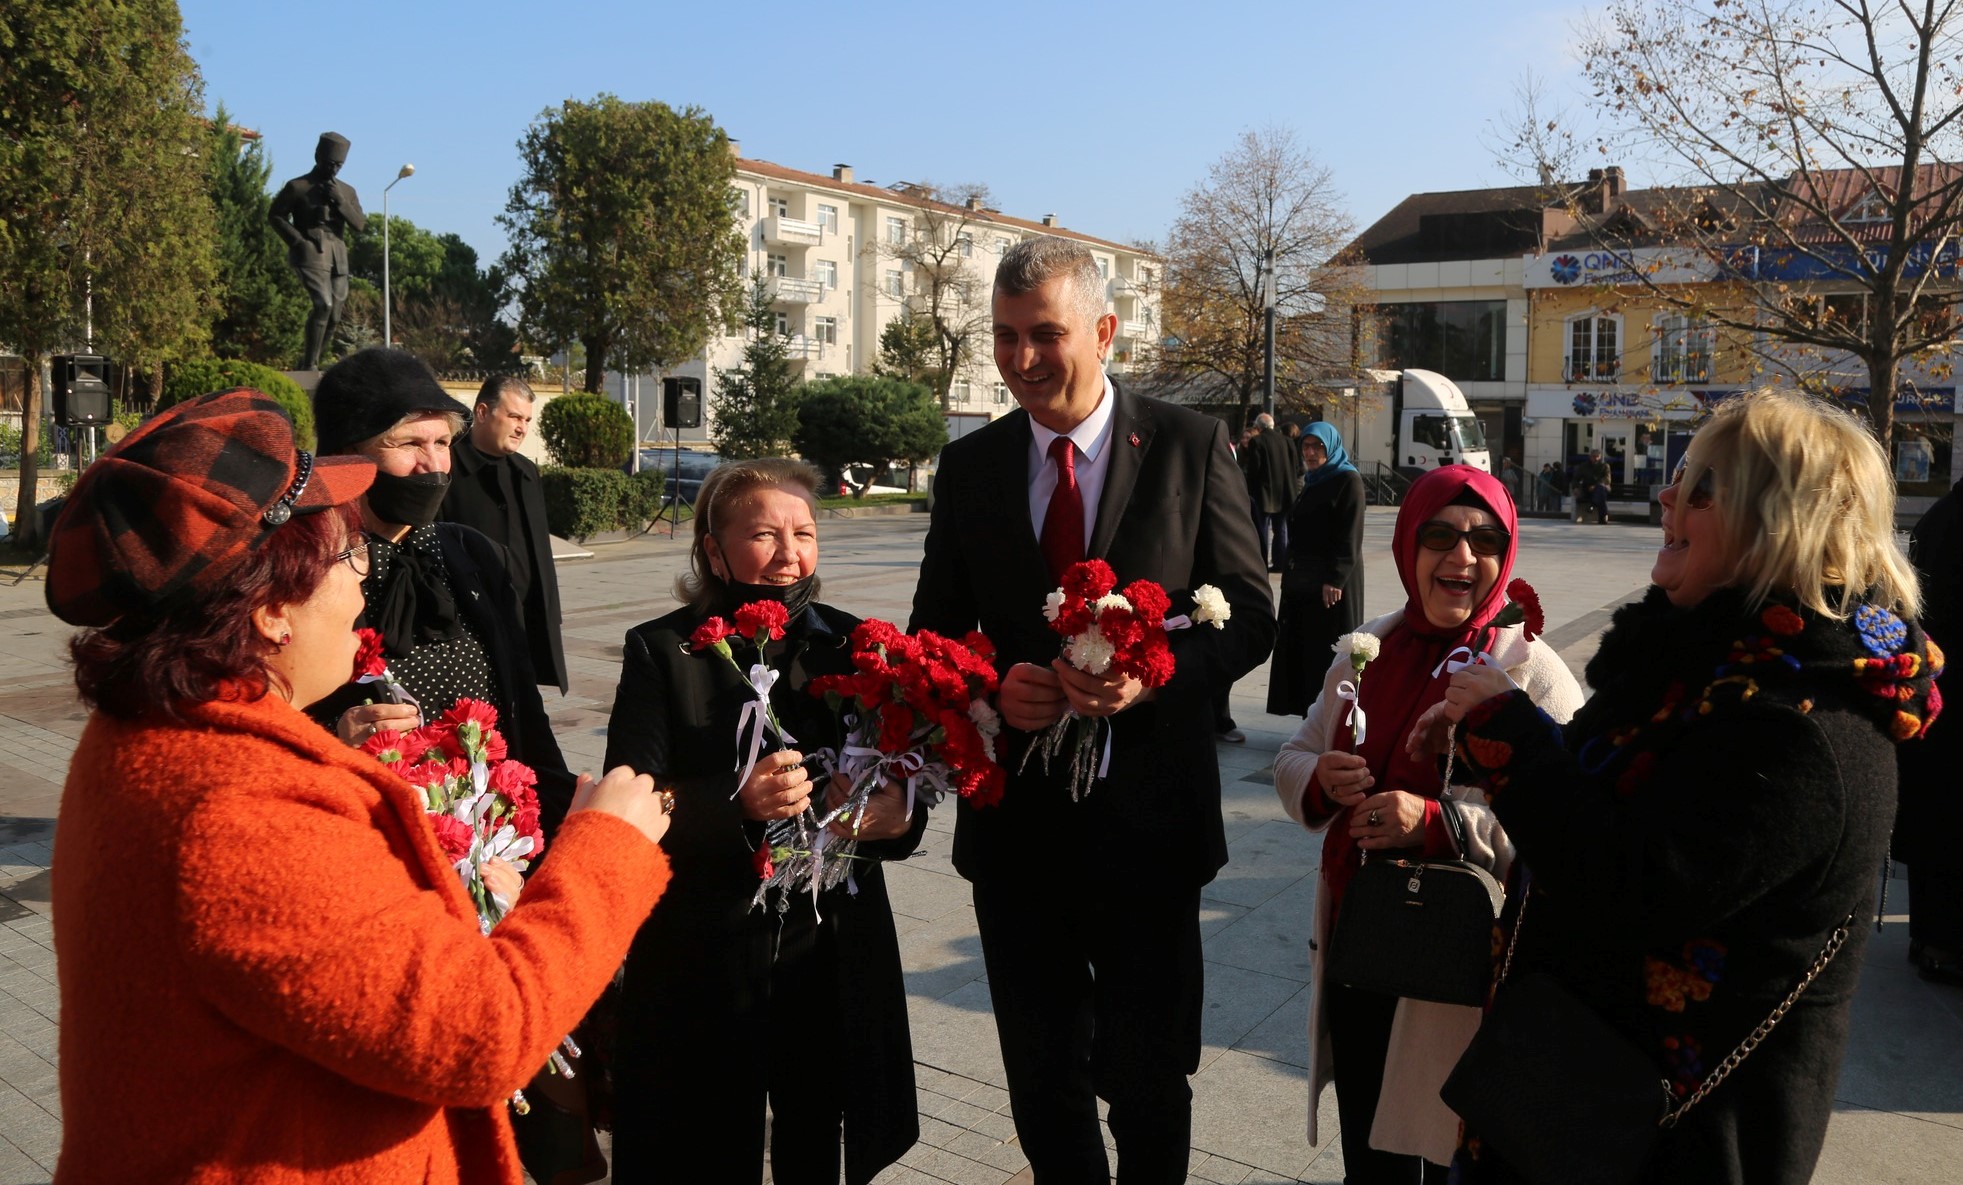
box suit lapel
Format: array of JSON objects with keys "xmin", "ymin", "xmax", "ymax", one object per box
[{"xmin": 1090, "ymin": 381, "xmax": 1153, "ymax": 560}]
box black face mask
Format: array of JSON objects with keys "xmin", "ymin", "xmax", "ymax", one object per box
[
  {"xmin": 365, "ymin": 471, "xmax": 451, "ymax": 529},
  {"xmin": 721, "ymin": 572, "xmax": 819, "ymax": 622}
]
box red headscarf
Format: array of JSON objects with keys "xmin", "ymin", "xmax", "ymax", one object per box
[{"xmin": 1322, "ymin": 465, "xmax": 1518, "ymax": 903}]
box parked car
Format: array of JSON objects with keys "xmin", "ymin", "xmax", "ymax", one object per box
[
  {"xmin": 628, "ymin": 448, "xmax": 723, "ymax": 506},
  {"xmin": 841, "ymin": 464, "xmax": 909, "ymax": 497}
]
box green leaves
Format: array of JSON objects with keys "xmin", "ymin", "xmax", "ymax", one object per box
[{"xmin": 794, "ymin": 375, "xmax": 947, "ymax": 495}]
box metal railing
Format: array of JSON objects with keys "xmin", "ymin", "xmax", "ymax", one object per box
[
  {"xmin": 768, "ymin": 275, "xmax": 824, "ymax": 303},
  {"xmin": 1364, "ymin": 462, "xmax": 1411, "ymax": 506}
]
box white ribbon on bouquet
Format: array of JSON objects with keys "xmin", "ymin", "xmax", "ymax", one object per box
[{"xmin": 1334, "ymin": 680, "xmax": 1367, "ymax": 747}]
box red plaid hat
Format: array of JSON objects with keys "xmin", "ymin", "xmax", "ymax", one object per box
[{"xmin": 46, "ymin": 388, "xmax": 376, "ymax": 626}]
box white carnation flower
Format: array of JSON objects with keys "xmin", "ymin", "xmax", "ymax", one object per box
[
  {"xmin": 1067, "ymin": 625, "xmax": 1116, "ymax": 674},
  {"xmin": 1043, "ymin": 589, "xmax": 1067, "ymax": 622},
  {"xmin": 1093, "ymin": 593, "xmax": 1133, "ymax": 615},
  {"xmin": 1191, "ymin": 584, "xmax": 1231, "ymax": 628},
  {"xmin": 1333, "ymin": 631, "xmax": 1380, "ymax": 669},
  {"xmin": 968, "ymin": 698, "xmax": 1002, "ymax": 761}
]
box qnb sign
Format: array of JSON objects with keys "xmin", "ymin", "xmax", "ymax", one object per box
[{"xmin": 1525, "ymin": 248, "xmax": 1716, "ymax": 289}]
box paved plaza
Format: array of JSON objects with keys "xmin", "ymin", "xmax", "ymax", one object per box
[{"xmin": 0, "ymin": 509, "xmax": 1958, "ymax": 1183}]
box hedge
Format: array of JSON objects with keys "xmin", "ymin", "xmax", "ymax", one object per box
[
  {"xmin": 541, "ymin": 466, "xmax": 665, "ymax": 541},
  {"xmin": 160, "ymin": 359, "xmax": 315, "ymax": 450},
  {"xmin": 538, "ymin": 393, "xmax": 633, "ymax": 469}
]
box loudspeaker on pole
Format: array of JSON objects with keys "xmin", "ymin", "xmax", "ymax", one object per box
[
  {"xmin": 52, "ymin": 355, "xmax": 112, "ymax": 427},
  {"xmin": 662, "ymin": 376, "xmax": 703, "ymax": 430}
]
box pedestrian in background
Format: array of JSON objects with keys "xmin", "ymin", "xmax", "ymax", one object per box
[
  {"xmin": 441, "ymin": 375, "xmax": 568, "ymax": 694},
  {"xmin": 1901, "ymin": 476, "xmax": 1963, "ymax": 983},
  {"xmin": 43, "ymin": 389, "xmax": 672, "ymax": 1184},
  {"xmin": 1267, "ymin": 423, "xmax": 1366, "ymax": 717},
  {"xmin": 1251, "ymin": 412, "xmax": 1296, "ymax": 572}
]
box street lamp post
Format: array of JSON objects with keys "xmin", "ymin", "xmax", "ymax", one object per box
[
  {"xmin": 1264, "ymin": 245, "xmax": 1279, "ymax": 415},
  {"xmin": 382, "ymin": 163, "xmax": 415, "ymax": 348}
]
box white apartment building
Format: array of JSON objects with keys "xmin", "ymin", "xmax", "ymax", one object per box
[{"xmin": 637, "ymin": 150, "xmax": 1161, "ymax": 444}]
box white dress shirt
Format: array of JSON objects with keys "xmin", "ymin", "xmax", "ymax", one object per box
[{"xmin": 1026, "ymin": 372, "xmax": 1117, "ymax": 547}]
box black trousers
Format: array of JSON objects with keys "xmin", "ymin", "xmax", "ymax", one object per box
[
  {"xmin": 611, "ymin": 908, "xmax": 842, "ymax": 1184},
  {"xmin": 972, "ymin": 874, "xmax": 1203, "ymax": 1185},
  {"xmin": 1322, "ymin": 981, "xmax": 1449, "ymax": 1185}
]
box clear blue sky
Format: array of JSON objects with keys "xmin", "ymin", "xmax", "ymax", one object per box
[{"xmin": 179, "ymin": 0, "xmax": 1587, "ymax": 266}]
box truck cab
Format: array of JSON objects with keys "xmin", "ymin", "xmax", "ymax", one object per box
[{"xmin": 1391, "ymin": 369, "xmax": 1491, "ymax": 477}]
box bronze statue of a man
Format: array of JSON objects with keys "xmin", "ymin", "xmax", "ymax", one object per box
[{"xmin": 270, "ymin": 132, "xmax": 367, "ymax": 370}]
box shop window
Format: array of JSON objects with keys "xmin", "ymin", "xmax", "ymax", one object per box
[
  {"xmin": 1895, "ymin": 425, "xmax": 1953, "ymax": 496},
  {"xmin": 1379, "ymin": 301, "xmax": 1506, "ymax": 382},
  {"xmin": 1653, "ymin": 315, "xmax": 1714, "ymax": 384}
]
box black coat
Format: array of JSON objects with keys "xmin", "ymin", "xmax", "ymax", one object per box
[
  {"xmin": 1897, "ymin": 482, "xmax": 1962, "ymax": 870},
  {"xmin": 602, "ymin": 601, "xmax": 923, "ymax": 1184},
  {"xmin": 1267, "ymin": 470, "xmax": 1365, "ymax": 715},
  {"xmin": 909, "ymin": 382, "xmax": 1277, "ymax": 886},
  {"xmin": 1452, "ymin": 587, "xmax": 1941, "ymax": 1185},
  {"xmin": 441, "ymin": 436, "xmax": 568, "ymax": 693},
  {"xmin": 311, "ymin": 522, "xmax": 575, "ymax": 817}
]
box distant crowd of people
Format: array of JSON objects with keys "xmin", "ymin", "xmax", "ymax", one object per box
[{"xmin": 36, "ymin": 229, "xmax": 1956, "ymax": 1185}]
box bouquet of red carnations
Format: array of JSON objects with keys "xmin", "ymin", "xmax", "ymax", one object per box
[
  {"xmin": 809, "ymin": 617, "xmax": 1007, "ymax": 815},
  {"xmin": 690, "ymin": 600, "xmax": 798, "ymax": 793},
  {"xmin": 1026, "ymin": 560, "xmax": 1232, "ymax": 800}
]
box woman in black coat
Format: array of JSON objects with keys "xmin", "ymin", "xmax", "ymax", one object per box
[
  {"xmin": 1268, "ymin": 422, "xmax": 1366, "ymax": 715},
  {"xmin": 1422, "ymin": 389, "xmax": 1944, "ymax": 1184},
  {"xmin": 603, "ymin": 458, "xmax": 923, "ymax": 1185}
]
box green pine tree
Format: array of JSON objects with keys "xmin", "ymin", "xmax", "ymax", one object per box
[{"xmin": 709, "ymin": 280, "xmax": 801, "ymax": 459}]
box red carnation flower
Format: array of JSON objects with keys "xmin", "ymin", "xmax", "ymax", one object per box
[
  {"xmin": 964, "ymin": 631, "xmax": 997, "ymax": 662},
  {"xmin": 400, "ymin": 760, "xmax": 454, "ymax": 791},
  {"xmin": 359, "ymin": 728, "xmax": 405, "ymax": 761},
  {"xmin": 1121, "ymin": 579, "xmax": 1171, "ymax": 624},
  {"xmin": 351, "ymin": 628, "xmax": 388, "ymax": 680},
  {"xmin": 442, "ymin": 698, "xmax": 500, "ymax": 736},
  {"xmin": 734, "ymin": 600, "xmax": 791, "ymax": 642},
  {"xmin": 1062, "ymin": 559, "xmax": 1117, "ymax": 601},
  {"xmin": 428, "ymin": 813, "xmax": 475, "ymax": 862},
  {"xmin": 878, "ymin": 701, "xmax": 916, "ymax": 751},
  {"xmin": 489, "ymin": 758, "xmax": 537, "ymax": 799},
  {"xmin": 753, "ymin": 843, "xmax": 775, "ymax": 880},
  {"xmin": 1506, "ymin": 579, "xmax": 1545, "ymax": 641},
  {"xmin": 691, "ymin": 617, "xmax": 737, "ymax": 650}
]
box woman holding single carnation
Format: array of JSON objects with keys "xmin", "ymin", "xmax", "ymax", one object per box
[
  {"xmin": 1273, "ymin": 465, "xmax": 1584, "ymax": 1183},
  {"xmin": 45, "ymin": 390, "xmax": 672, "ymax": 1184},
  {"xmin": 603, "ymin": 458, "xmax": 924, "ymax": 1184},
  {"xmin": 1418, "ymin": 390, "xmax": 1942, "ymax": 1183}
]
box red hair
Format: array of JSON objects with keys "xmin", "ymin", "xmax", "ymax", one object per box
[{"xmin": 70, "ymin": 506, "xmax": 358, "ymax": 718}]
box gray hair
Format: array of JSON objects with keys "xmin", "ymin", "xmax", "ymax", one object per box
[
  {"xmin": 996, "ymin": 236, "xmax": 1106, "ymax": 329},
  {"xmin": 1255, "ymin": 412, "xmax": 1276, "ymax": 429}
]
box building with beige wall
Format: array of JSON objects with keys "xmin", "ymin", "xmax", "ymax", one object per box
[{"xmin": 632, "ymin": 151, "xmax": 1161, "ymax": 446}]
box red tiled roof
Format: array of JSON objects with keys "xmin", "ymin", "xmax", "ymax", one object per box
[{"xmin": 734, "ymin": 156, "xmax": 1153, "ymax": 257}]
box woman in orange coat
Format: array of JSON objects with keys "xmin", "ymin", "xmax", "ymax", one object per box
[{"xmin": 43, "ymin": 388, "xmax": 675, "ymax": 1184}]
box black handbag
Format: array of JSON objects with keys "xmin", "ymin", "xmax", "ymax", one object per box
[
  {"xmin": 1440, "ymin": 874, "xmax": 1854, "ymax": 1185},
  {"xmin": 1326, "ymin": 796, "xmax": 1505, "ymax": 1007}
]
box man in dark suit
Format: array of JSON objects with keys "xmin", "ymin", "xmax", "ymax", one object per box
[
  {"xmin": 1250, "ymin": 412, "xmax": 1296, "ymax": 571},
  {"xmin": 910, "ymin": 237, "xmax": 1275, "ymax": 1183},
  {"xmin": 440, "ymin": 375, "xmax": 568, "ymax": 693}
]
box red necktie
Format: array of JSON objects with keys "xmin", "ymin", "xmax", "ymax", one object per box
[{"xmin": 1041, "ymin": 436, "xmax": 1085, "ymax": 582}]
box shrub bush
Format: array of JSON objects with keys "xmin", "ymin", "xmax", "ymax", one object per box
[
  {"xmin": 541, "ymin": 465, "xmax": 664, "ymax": 540},
  {"xmin": 538, "ymin": 393, "xmax": 633, "ymax": 468},
  {"xmin": 624, "ymin": 467, "xmax": 666, "ymax": 530},
  {"xmin": 160, "ymin": 359, "xmax": 315, "ymax": 450}
]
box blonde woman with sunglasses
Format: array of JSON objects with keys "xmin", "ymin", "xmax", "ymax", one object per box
[{"xmin": 1274, "ymin": 465, "xmax": 1584, "ymax": 1181}]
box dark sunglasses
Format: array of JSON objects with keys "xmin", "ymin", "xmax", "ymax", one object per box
[
  {"xmin": 1416, "ymin": 521, "xmax": 1511, "ymax": 556},
  {"xmin": 1669, "ymin": 459, "xmax": 1717, "ymax": 509}
]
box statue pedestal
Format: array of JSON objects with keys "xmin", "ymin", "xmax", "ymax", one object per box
[{"xmin": 283, "ymin": 370, "xmax": 322, "ymax": 394}]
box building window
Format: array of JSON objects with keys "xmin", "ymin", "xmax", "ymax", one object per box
[
  {"xmin": 951, "ymin": 380, "xmax": 971, "ymax": 403},
  {"xmin": 886, "ymin": 216, "xmax": 907, "ymax": 246},
  {"xmin": 884, "ymin": 269, "xmax": 903, "ymax": 298},
  {"xmin": 1380, "ymin": 301, "xmax": 1507, "ymax": 383},
  {"xmin": 995, "ymin": 237, "xmax": 1009, "ymax": 256},
  {"xmin": 1652, "ymin": 315, "xmax": 1714, "ymax": 384},
  {"xmin": 814, "ymin": 316, "xmax": 838, "ymax": 345},
  {"xmin": 1140, "ymin": 265, "xmax": 1154, "ymax": 284},
  {"xmin": 817, "ymin": 203, "xmax": 839, "ymax": 233},
  {"xmin": 767, "ymin": 253, "xmax": 788, "ymax": 277},
  {"xmin": 1566, "ymin": 313, "xmax": 1621, "ymax": 383},
  {"xmin": 815, "ymin": 259, "xmax": 838, "ymax": 289},
  {"xmin": 770, "ymin": 196, "xmax": 789, "ymax": 218},
  {"xmin": 774, "ymin": 311, "xmax": 791, "ymax": 336},
  {"xmin": 959, "ymin": 234, "xmax": 974, "ymax": 258},
  {"xmin": 736, "ymin": 190, "xmax": 750, "ymax": 218},
  {"xmin": 994, "ymin": 383, "xmax": 1009, "ymax": 405},
  {"xmin": 737, "ymin": 255, "xmax": 748, "ymax": 278},
  {"xmin": 1097, "ymin": 257, "xmax": 1110, "ymax": 279}
]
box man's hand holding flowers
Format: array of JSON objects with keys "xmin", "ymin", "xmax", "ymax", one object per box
[
  {"xmin": 823, "ymin": 771, "xmax": 911, "ymax": 841},
  {"xmin": 1050, "ymin": 659, "xmax": 1147, "ymax": 718},
  {"xmin": 999, "ymin": 663, "xmax": 1069, "ymax": 732},
  {"xmin": 739, "ymin": 748, "xmax": 815, "ymax": 821}
]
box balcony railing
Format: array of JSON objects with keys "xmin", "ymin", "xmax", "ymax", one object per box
[
  {"xmin": 781, "ymin": 334, "xmax": 825, "ymax": 360},
  {"xmin": 762, "ymin": 215, "xmax": 824, "ymax": 245},
  {"xmin": 1565, "ymin": 357, "xmax": 1621, "ymax": 383},
  {"xmin": 768, "ymin": 275, "xmax": 824, "ymax": 304},
  {"xmin": 1652, "ymin": 353, "xmax": 1712, "ymax": 385},
  {"xmin": 1119, "ymin": 319, "xmax": 1154, "ymax": 340},
  {"xmin": 1109, "ymin": 276, "xmax": 1142, "ymax": 299}
]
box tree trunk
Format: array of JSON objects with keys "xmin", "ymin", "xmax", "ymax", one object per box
[
  {"xmin": 582, "ymin": 332, "xmax": 607, "ymax": 394},
  {"xmin": 12, "ymin": 353, "xmax": 44, "ymax": 551},
  {"xmin": 1865, "ymin": 347, "xmax": 1899, "ymax": 461}
]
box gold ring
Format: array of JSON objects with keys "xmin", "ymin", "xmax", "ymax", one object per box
[
  {"xmin": 657, "ymin": 790, "xmax": 677, "ymax": 815},
  {"xmin": 1367, "ymin": 809, "xmax": 1382, "ymax": 827}
]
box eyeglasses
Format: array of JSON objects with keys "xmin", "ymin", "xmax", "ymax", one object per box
[
  {"xmin": 1415, "ymin": 521, "xmax": 1511, "ymax": 556},
  {"xmin": 334, "ymin": 539, "xmax": 371, "ymax": 576},
  {"xmin": 1669, "ymin": 459, "xmax": 1717, "ymax": 510}
]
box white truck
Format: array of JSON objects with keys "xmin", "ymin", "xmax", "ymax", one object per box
[{"xmin": 1378, "ymin": 368, "xmax": 1492, "ymax": 477}]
